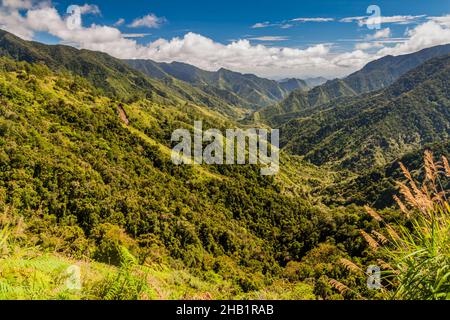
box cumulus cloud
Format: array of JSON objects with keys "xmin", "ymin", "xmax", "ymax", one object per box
[
  {"xmin": 428, "ymin": 15, "xmax": 450, "ymax": 27},
  {"xmin": 2, "ymin": 0, "xmax": 33, "ymax": 9},
  {"xmin": 341, "ymin": 15, "xmax": 426, "ymax": 27},
  {"xmin": 79, "ymin": 4, "xmax": 100, "ymax": 15},
  {"xmin": 291, "ymin": 17, "xmax": 334, "ymax": 22},
  {"xmin": 376, "ymin": 20, "xmax": 450, "ymax": 56},
  {"xmin": 366, "ymin": 28, "xmax": 391, "ymax": 40},
  {"xmin": 114, "ymin": 18, "xmax": 125, "ymax": 26},
  {"xmin": 247, "ymin": 36, "xmax": 289, "ymax": 41},
  {"xmin": 129, "ymin": 13, "xmax": 166, "ymax": 28}
]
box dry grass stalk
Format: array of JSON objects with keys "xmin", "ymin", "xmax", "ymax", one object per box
[
  {"xmin": 329, "ymin": 279, "xmax": 351, "ymax": 295},
  {"xmin": 443, "ymin": 156, "xmax": 450, "ymax": 177},
  {"xmin": 364, "ymin": 205, "xmax": 383, "ymax": 222},
  {"xmin": 340, "ymin": 258, "xmax": 363, "ymax": 274},
  {"xmin": 393, "ymin": 195, "xmax": 409, "ymax": 217},
  {"xmin": 385, "ymin": 224, "xmax": 401, "ymax": 241},
  {"xmin": 360, "ymin": 230, "xmax": 379, "ymax": 250},
  {"xmin": 424, "ymin": 150, "xmax": 437, "ymax": 185},
  {"xmin": 372, "ymin": 230, "xmax": 388, "ymax": 245}
]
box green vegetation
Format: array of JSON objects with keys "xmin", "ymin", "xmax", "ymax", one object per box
[
  {"xmin": 279, "ymin": 55, "xmax": 450, "ymax": 171},
  {"xmin": 329, "ymin": 152, "xmax": 450, "ymax": 300},
  {"xmin": 255, "ymin": 44, "xmax": 450, "ymax": 125},
  {"xmin": 0, "ymin": 29, "xmax": 449, "ymax": 300},
  {"xmin": 0, "ymin": 54, "xmax": 375, "ymax": 300},
  {"xmin": 125, "ymin": 59, "xmax": 292, "ymax": 110}
]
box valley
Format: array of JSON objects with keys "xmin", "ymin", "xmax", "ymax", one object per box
[{"xmin": 0, "ymin": 28, "xmax": 448, "ymax": 300}]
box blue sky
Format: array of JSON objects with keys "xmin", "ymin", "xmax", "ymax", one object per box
[
  {"xmin": 47, "ymin": 0, "xmax": 449, "ymax": 48},
  {"xmin": 1, "ymin": 0, "xmax": 450, "ymax": 78}
]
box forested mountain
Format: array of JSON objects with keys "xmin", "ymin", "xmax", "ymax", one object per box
[
  {"xmin": 0, "ymin": 27, "xmax": 448, "ymax": 300},
  {"xmin": 279, "ymin": 54, "xmax": 450, "ymax": 170},
  {"xmin": 278, "ymin": 78, "xmax": 309, "ymax": 92},
  {"xmin": 125, "ymin": 59, "xmax": 293, "ymax": 109},
  {"xmin": 0, "ymin": 30, "xmax": 247, "ymax": 118},
  {"xmin": 304, "ymin": 77, "xmax": 328, "ymax": 88},
  {"xmin": 0, "ymin": 29, "xmax": 377, "ymax": 299},
  {"xmin": 256, "ymin": 44, "xmax": 450, "ymax": 125},
  {"xmin": 322, "ymin": 140, "xmax": 450, "ymax": 209}
]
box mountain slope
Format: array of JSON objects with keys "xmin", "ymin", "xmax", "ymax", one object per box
[
  {"xmin": 0, "ymin": 47, "xmax": 375, "ymax": 298},
  {"xmin": 0, "ymin": 29, "xmax": 245, "ymax": 118},
  {"xmin": 125, "ymin": 59, "xmax": 291, "ymax": 109},
  {"xmin": 257, "ymin": 44, "xmax": 450, "ymax": 125},
  {"xmin": 278, "ymin": 78, "xmax": 309, "ymax": 92},
  {"xmin": 280, "ymin": 54, "xmax": 450, "ymax": 170}
]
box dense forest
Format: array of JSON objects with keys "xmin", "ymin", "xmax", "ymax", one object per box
[{"xmin": 0, "ymin": 29, "xmax": 449, "ymax": 300}]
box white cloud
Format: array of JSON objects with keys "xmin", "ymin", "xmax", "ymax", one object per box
[
  {"xmin": 340, "ymin": 16, "xmax": 366, "ymax": 23},
  {"xmin": 252, "ymin": 18, "xmax": 333, "ymax": 30},
  {"xmin": 248, "ymin": 36, "xmax": 289, "ymax": 41},
  {"xmin": 428, "ymin": 14, "xmax": 450, "ymax": 27},
  {"xmin": 79, "ymin": 4, "xmax": 100, "ymax": 15},
  {"xmin": 0, "ymin": 8, "xmax": 33, "ymax": 39},
  {"xmin": 280, "ymin": 24, "xmax": 293, "ymax": 29},
  {"xmin": 366, "ymin": 28, "xmax": 391, "ymax": 40},
  {"xmin": 114, "ymin": 18, "xmax": 125, "ymax": 26},
  {"xmin": 129, "ymin": 13, "xmax": 166, "ymax": 28},
  {"xmin": 376, "ymin": 20, "xmax": 450, "ymax": 56},
  {"xmin": 355, "ymin": 42, "xmax": 384, "ymax": 50},
  {"xmin": 251, "ymin": 22, "xmax": 273, "ymax": 28},
  {"xmin": 291, "ymin": 17, "xmax": 334, "ymax": 22},
  {"xmin": 2, "ymin": 0, "xmax": 32, "ymax": 9},
  {"xmin": 341, "ymin": 15, "xmax": 426, "ymax": 26},
  {"xmin": 122, "ymin": 33, "xmax": 151, "ymax": 38},
  {"xmin": 1, "ymin": 3, "xmax": 449, "ymax": 79}
]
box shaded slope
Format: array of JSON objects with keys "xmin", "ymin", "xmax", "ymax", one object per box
[
  {"xmin": 257, "ymin": 44, "xmax": 450, "ymax": 125},
  {"xmin": 280, "ymin": 55, "xmax": 450, "ymax": 170}
]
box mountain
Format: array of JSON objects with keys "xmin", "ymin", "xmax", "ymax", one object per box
[
  {"xmin": 322, "ymin": 140, "xmax": 450, "ymax": 209},
  {"xmin": 0, "ymin": 29, "xmax": 378, "ymax": 299},
  {"xmin": 279, "ymin": 54, "xmax": 450, "ymax": 170},
  {"xmin": 125, "ymin": 59, "xmax": 292, "ymax": 110},
  {"xmin": 257, "ymin": 44, "xmax": 450, "ymax": 125},
  {"xmin": 0, "ymin": 29, "xmax": 246, "ymax": 118},
  {"xmin": 278, "ymin": 78, "xmax": 309, "ymax": 92},
  {"xmin": 304, "ymin": 77, "xmax": 328, "ymax": 88}
]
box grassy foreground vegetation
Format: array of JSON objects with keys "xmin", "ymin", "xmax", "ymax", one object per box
[{"xmin": 329, "ymin": 152, "xmax": 450, "ymax": 299}]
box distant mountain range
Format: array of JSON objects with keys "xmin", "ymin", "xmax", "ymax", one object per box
[
  {"xmin": 256, "ymin": 44, "xmax": 450, "ymax": 125},
  {"xmin": 280, "ymin": 54, "xmax": 450, "ymax": 170},
  {"xmin": 125, "ymin": 59, "xmax": 309, "ymax": 110},
  {"xmin": 0, "ymin": 29, "xmax": 248, "ymax": 118},
  {"xmin": 277, "ymin": 78, "xmax": 309, "ymax": 92},
  {"xmin": 304, "ymin": 77, "xmax": 328, "ymax": 88}
]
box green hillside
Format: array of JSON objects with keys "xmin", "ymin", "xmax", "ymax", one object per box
[
  {"xmin": 256, "ymin": 44, "xmax": 450, "ymax": 125},
  {"xmin": 125, "ymin": 59, "xmax": 292, "ymax": 110},
  {"xmin": 0, "ymin": 28, "xmax": 448, "ymax": 300},
  {"xmin": 278, "ymin": 78, "xmax": 309, "ymax": 92},
  {"xmin": 0, "ymin": 49, "xmax": 376, "ymax": 299},
  {"xmin": 280, "ymin": 55, "xmax": 450, "ymax": 170},
  {"xmin": 0, "ymin": 30, "xmax": 246, "ymax": 119}
]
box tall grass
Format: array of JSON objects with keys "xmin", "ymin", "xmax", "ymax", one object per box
[
  {"xmin": 330, "ymin": 151, "xmax": 449, "ymax": 299},
  {"xmin": 365, "ymin": 151, "xmax": 450, "ymax": 300}
]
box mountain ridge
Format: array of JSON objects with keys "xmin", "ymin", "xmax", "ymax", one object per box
[
  {"xmin": 256, "ymin": 43, "xmax": 450, "ymax": 125},
  {"xmin": 125, "ymin": 59, "xmax": 301, "ymax": 110}
]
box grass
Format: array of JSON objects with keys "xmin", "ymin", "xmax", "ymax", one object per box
[
  {"xmin": 0, "ymin": 216, "xmax": 316, "ymax": 300},
  {"xmin": 333, "ymin": 151, "xmax": 450, "ymax": 300}
]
